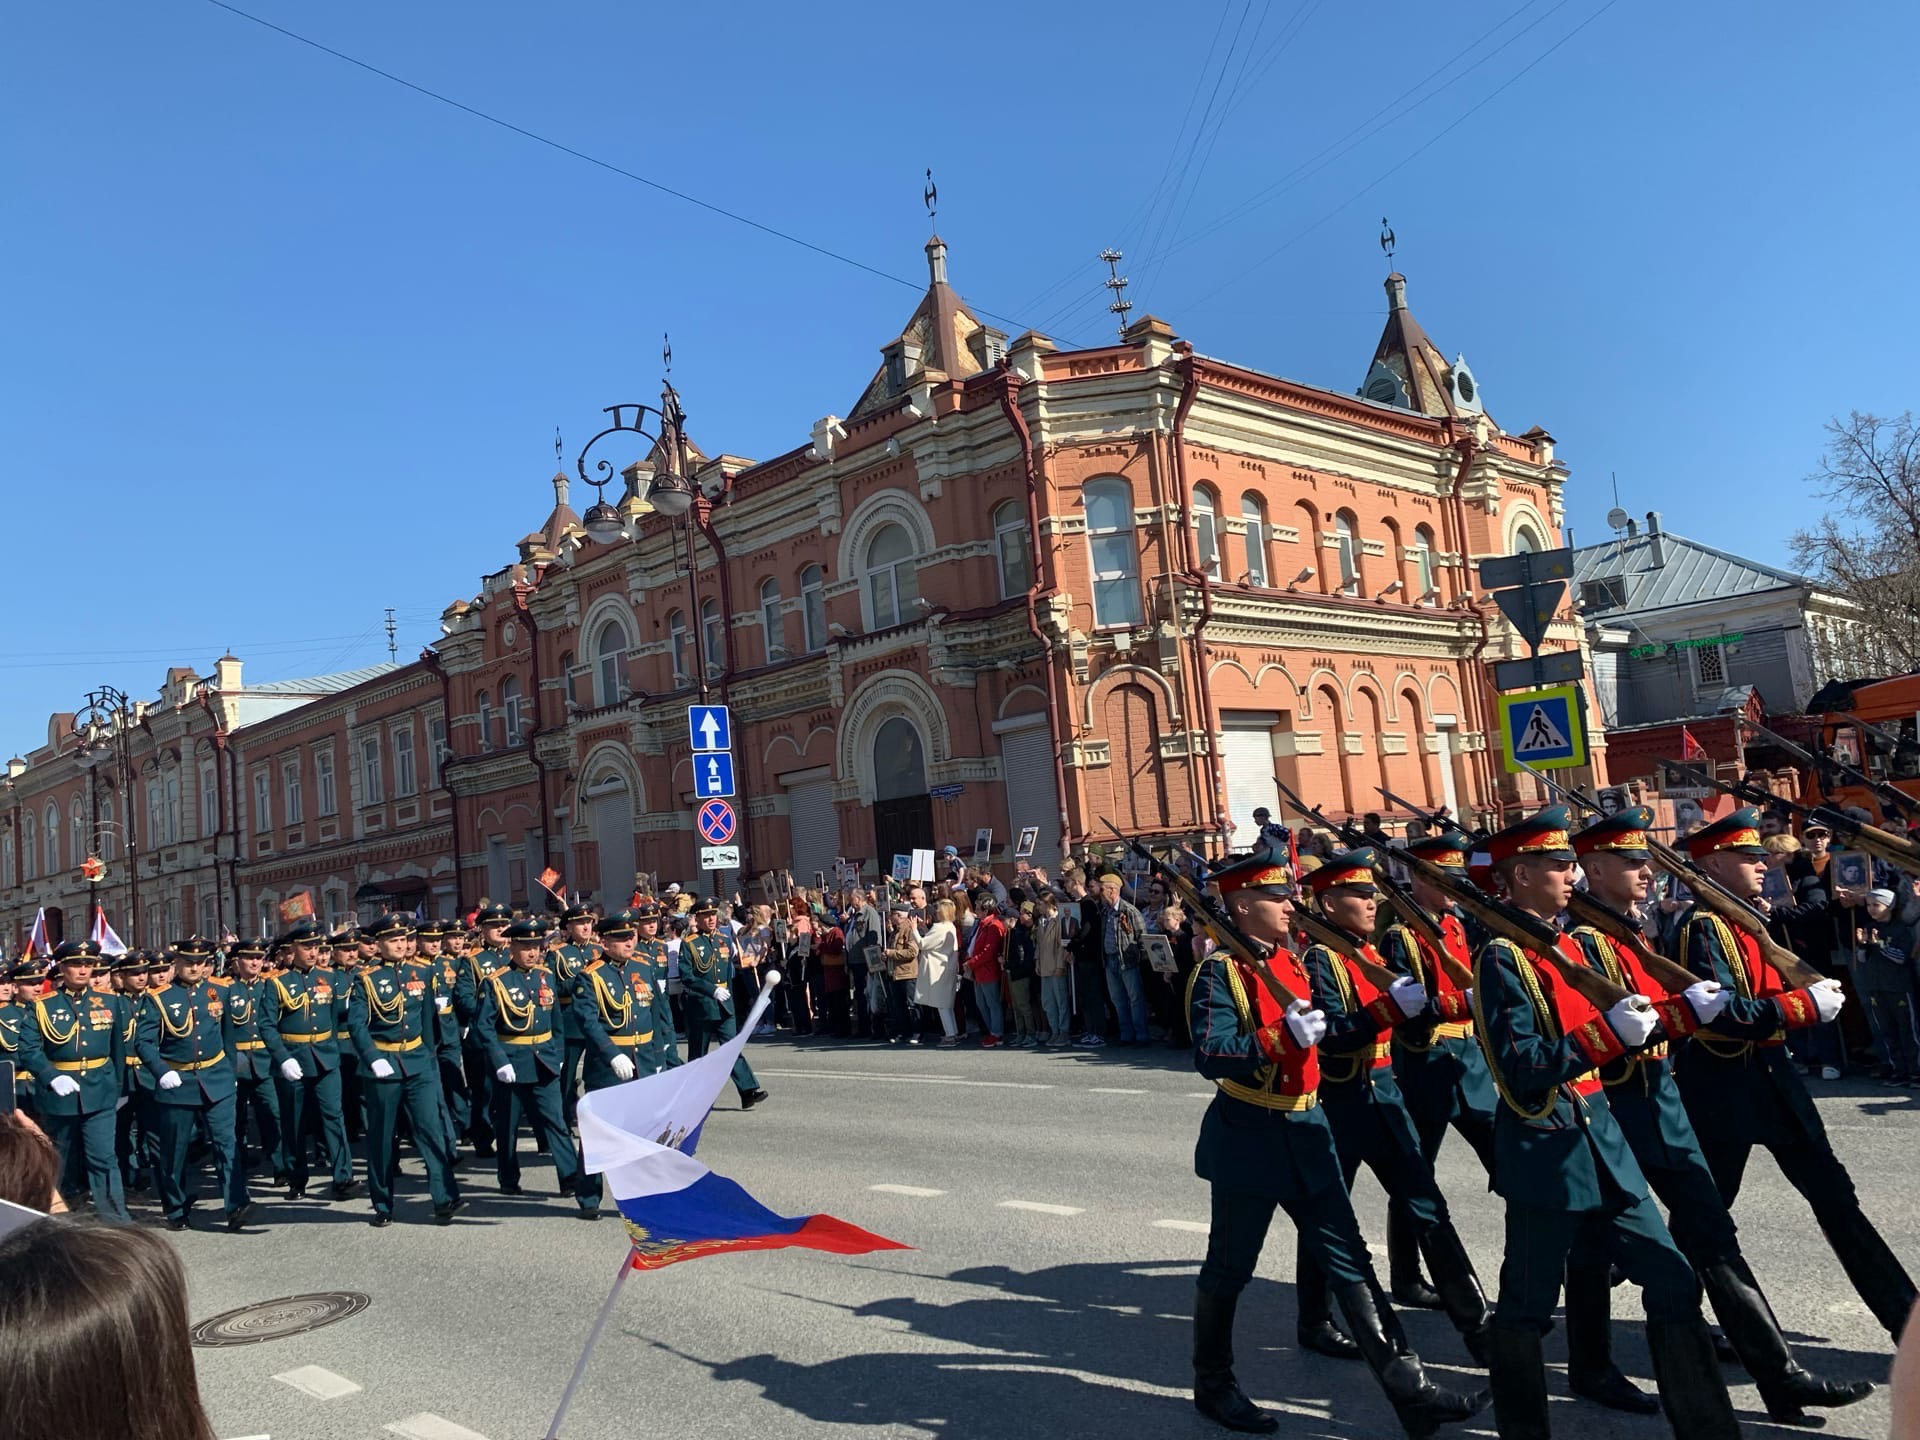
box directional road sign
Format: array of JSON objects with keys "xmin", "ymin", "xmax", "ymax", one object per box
[
  {"xmin": 695, "ymin": 751, "xmax": 737, "ymax": 799},
  {"xmin": 699, "ymin": 844, "xmax": 739, "ymax": 871},
  {"xmin": 696, "ymin": 798, "xmax": 738, "ymax": 846},
  {"xmin": 1498, "ymin": 684, "xmax": 1587, "ymax": 774},
  {"xmin": 688, "ymin": 704, "xmax": 731, "ymax": 753},
  {"xmin": 1491, "ymin": 650, "xmax": 1584, "ymax": 692}
]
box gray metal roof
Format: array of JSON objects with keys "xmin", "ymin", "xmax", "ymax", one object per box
[
  {"xmin": 242, "ymin": 663, "xmax": 399, "ymax": 695},
  {"xmin": 1572, "ymin": 530, "xmax": 1810, "ymax": 615}
]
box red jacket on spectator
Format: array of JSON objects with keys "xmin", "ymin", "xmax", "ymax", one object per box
[
  {"xmin": 965, "ymin": 913, "xmax": 1007, "ymax": 985},
  {"xmin": 817, "ymin": 926, "xmax": 849, "ymax": 992}
]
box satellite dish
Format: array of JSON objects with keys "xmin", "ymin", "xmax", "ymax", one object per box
[{"xmin": 1606, "ymin": 507, "xmax": 1631, "ymax": 531}]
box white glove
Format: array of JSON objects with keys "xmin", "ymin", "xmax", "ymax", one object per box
[
  {"xmin": 496, "ymin": 1063, "xmax": 516, "ymax": 1083},
  {"xmin": 370, "ymin": 1058, "xmax": 396, "ymax": 1080},
  {"xmin": 49, "ymin": 1075, "xmax": 80, "ymax": 1097},
  {"xmin": 1284, "ymin": 998, "xmax": 1328, "ymax": 1048},
  {"xmin": 279, "ymin": 1059, "xmax": 304, "ymax": 1082},
  {"xmin": 158, "ymin": 1070, "xmax": 184, "ymax": 1091},
  {"xmin": 610, "ymin": 1054, "xmax": 636, "ymax": 1081},
  {"xmin": 1810, "ymin": 979, "xmax": 1846, "ymax": 1023},
  {"xmin": 1387, "ymin": 976, "xmax": 1427, "ymax": 1019},
  {"xmin": 715, "ymin": 985, "xmax": 731, "ymax": 1003},
  {"xmin": 434, "ymin": 995, "xmax": 451, "ymax": 1013},
  {"xmin": 1605, "ymin": 996, "xmax": 1657, "ymax": 1049},
  {"xmin": 1683, "ymin": 980, "xmax": 1729, "ymax": 1025}
]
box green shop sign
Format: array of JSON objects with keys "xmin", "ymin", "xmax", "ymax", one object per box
[{"xmin": 1629, "ymin": 632, "xmax": 1743, "ymax": 661}]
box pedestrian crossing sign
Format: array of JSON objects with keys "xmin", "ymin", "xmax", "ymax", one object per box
[{"xmin": 1498, "ymin": 684, "xmax": 1586, "ymax": 773}]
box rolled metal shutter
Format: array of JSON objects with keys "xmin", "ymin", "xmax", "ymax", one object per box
[{"xmin": 999, "ymin": 724, "xmax": 1060, "ymax": 868}]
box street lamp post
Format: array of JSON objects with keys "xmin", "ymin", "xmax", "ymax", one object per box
[{"xmin": 73, "ymin": 686, "xmax": 138, "ymax": 944}]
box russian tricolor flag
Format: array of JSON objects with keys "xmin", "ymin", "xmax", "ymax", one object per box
[{"xmin": 577, "ymin": 973, "xmax": 906, "ymax": 1272}]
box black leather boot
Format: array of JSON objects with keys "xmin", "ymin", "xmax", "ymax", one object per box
[
  {"xmin": 1296, "ymin": 1243, "xmax": 1360, "ymax": 1359},
  {"xmin": 1419, "ymin": 1222, "xmax": 1492, "ymax": 1366},
  {"xmin": 1192, "ymin": 1287, "xmax": 1279, "ymax": 1434},
  {"xmin": 1700, "ymin": 1257, "xmax": 1875, "ymax": 1424},
  {"xmin": 1644, "ymin": 1314, "xmax": 1741, "ymax": 1440},
  {"xmin": 1334, "ymin": 1279, "xmax": 1489, "ymax": 1438},
  {"xmin": 1391, "ymin": 1203, "xmax": 1443, "ymax": 1308},
  {"xmin": 1819, "ymin": 1205, "xmax": 1919, "ymax": 1340},
  {"xmin": 1485, "ymin": 1323, "xmax": 1551, "ymax": 1440},
  {"xmin": 1563, "ymin": 1262, "xmax": 1659, "ymax": 1414}
]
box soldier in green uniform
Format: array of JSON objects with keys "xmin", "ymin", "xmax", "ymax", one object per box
[
  {"xmin": 343, "ymin": 914, "xmax": 464, "ymax": 1227},
  {"xmin": 415, "ymin": 919, "xmax": 470, "ymax": 1146},
  {"xmin": 260, "ymin": 921, "xmax": 358, "ymax": 1200},
  {"xmin": 1567, "ymin": 807, "xmax": 1871, "ymax": 1423},
  {"xmin": 475, "ymin": 918, "xmax": 590, "ymax": 1212},
  {"xmin": 629, "ymin": 902, "xmax": 682, "ymax": 1074},
  {"xmin": 680, "ymin": 900, "xmax": 768, "ymax": 1110},
  {"xmin": 135, "ymin": 938, "xmax": 253, "ymax": 1232},
  {"xmin": 1471, "ymin": 808, "xmax": 1736, "ymax": 1440},
  {"xmin": 0, "ymin": 962, "xmax": 35, "ymax": 1120},
  {"xmin": 571, "ymin": 909, "xmax": 654, "ymax": 1218},
  {"xmin": 222, "ymin": 938, "xmax": 285, "ymax": 1188},
  {"xmin": 329, "ymin": 930, "xmax": 368, "ymax": 1140},
  {"xmin": 549, "ymin": 903, "xmax": 599, "ymax": 1130},
  {"xmin": 452, "ymin": 903, "xmax": 513, "ymax": 1158},
  {"xmin": 1189, "ymin": 851, "xmax": 1484, "ymax": 1437},
  {"xmin": 1670, "ymin": 806, "xmax": 1918, "ymax": 1341},
  {"xmin": 18, "ymin": 942, "xmax": 129, "ymax": 1220},
  {"xmin": 108, "ymin": 952, "xmax": 160, "ymax": 1194}
]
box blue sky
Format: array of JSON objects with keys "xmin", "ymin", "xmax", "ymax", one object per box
[{"xmin": 4, "ymin": 1, "xmax": 1912, "ymax": 747}]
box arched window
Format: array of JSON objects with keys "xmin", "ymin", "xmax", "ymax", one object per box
[
  {"xmin": 71, "ymin": 804, "xmax": 85, "ymax": 865},
  {"xmin": 593, "ymin": 618, "xmax": 629, "ymax": 707},
  {"xmin": 44, "ymin": 801, "xmax": 60, "ymax": 875},
  {"xmin": 1241, "ymin": 493, "xmax": 1269, "ymax": 586},
  {"xmin": 1084, "ymin": 479, "xmax": 1143, "ymax": 627},
  {"xmin": 1514, "ymin": 524, "xmax": 1543, "ymax": 554},
  {"xmin": 864, "ymin": 524, "xmax": 919, "ymax": 629},
  {"xmin": 20, "ymin": 812, "xmax": 36, "ymax": 880},
  {"xmin": 1410, "ymin": 524, "xmax": 1436, "ymax": 601},
  {"xmin": 501, "ymin": 675, "xmax": 524, "ymax": 746},
  {"xmin": 1334, "ymin": 510, "xmax": 1360, "ymax": 595},
  {"xmin": 476, "ymin": 690, "xmax": 494, "ymax": 752},
  {"xmin": 1, "ymin": 834, "xmax": 11, "ymax": 888},
  {"xmin": 800, "ymin": 565, "xmax": 826, "ymax": 653},
  {"xmin": 700, "ymin": 598, "xmax": 724, "ymax": 679},
  {"xmin": 1192, "ymin": 486, "xmax": 1221, "ymax": 579},
  {"xmin": 667, "ymin": 610, "xmax": 691, "ymax": 685},
  {"xmin": 993, "ymin": 502, "xmax": 1032, "ymax": 598},
  {"xmin": 99, "ymin": 795, "xmax": 115, "ymax": 859},
  {"xmin": 872, "ymin": 716, "xmax": 928, "ymax": 800},
  {"xmin": 759, "ymin": 578, "xmax": 785, "ymax": 660}
]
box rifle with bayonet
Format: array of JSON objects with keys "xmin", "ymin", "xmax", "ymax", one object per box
[
  {"xmin": 1840, "ymin": 712, "xmax": 1920, "ymax": 805},
  {"xmin": 1377, "ymin": 786, "xmax": 1489, "ymax": 843},
  {"xmin": 1669, "ymin": 758, "xmax": 1920, "ymax": 877},
  {"xmin": 1102, "ymin": 823, "xmax": 1304, "ymax": 1011},
  {"xmin": 1274, "ymin": 780, "xmax": 1474, "ymax": 989},
  {"xmin": 1517, "ymin": 760, "xmax": 1829, "ymax": 987},
  {"xmin": 1757, "ymin": 716, "xmax": 1918, "ymax": 821}
]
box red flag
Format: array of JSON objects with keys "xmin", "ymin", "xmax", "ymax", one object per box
[
  {"xmin": 279, "ymin": 892, "xmax": 315, "ymax": 923},
  {"xmin": 1681, "ymin": 727, "xmax": 1706, "ymax": 762},
  {"xmin": 537, "ymin": 867, "xmax": 565, "ymax": 901}
]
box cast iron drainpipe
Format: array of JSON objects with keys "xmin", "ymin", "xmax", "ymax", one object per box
[
  {"xmin": 996, "ymin": 372, "xmax": 1076, "ymax": 855},
  {"xmin": 1169, "ymin": 351, "xmax": 1228, "ymax": 850},
  {"xmin": 1445, "ymin": 428, "xmax": 1502, "ymax": 821},
  {"xmin": 514, "ymin": 581, "xmax": 555, "ymax": 898}
]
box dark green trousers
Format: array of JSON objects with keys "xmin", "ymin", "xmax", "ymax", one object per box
[
  {"xmin": 154, "ymin": 1093, "xmax": 246, "ymax": 1220},
  {"xmin": 276, "ymin": 1066, "xmax": 354, "ymax": 1189},
  {"xmin": 490, "ymin": 1076, "xmax": 584, "ymax": 1202},
  {"xmin": 46, "ymin": 1106, "xmax": 131, "ymax": 1222},
  {"xmin": 1199, "ymin": 1179, "xmax": 1375, "ymax": 1300},
  {"xmin": 362, "ymin": 1067, "xmax": 458, "ymax": 1215},
  {"xmin": 234, "ymin": 1073, "xmax": 284, "ymax": 1177},
  {"xmin": 1495, "ymin": 1193, "xmax": 1700, "ymax": 1331}
]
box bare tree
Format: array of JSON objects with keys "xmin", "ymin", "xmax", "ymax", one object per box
[{"xmin": 1791, "ymin": 410, "xmax": 1920, "ymax": 671}]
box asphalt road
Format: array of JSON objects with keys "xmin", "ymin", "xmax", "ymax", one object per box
[{"xmin": 170, "ymin": 1036, "xmax": 1914, "ymax": 1440}]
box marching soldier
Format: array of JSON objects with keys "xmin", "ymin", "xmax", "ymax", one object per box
[
  {"xmin": 631, "ymin": 901, "xmax": 681, "ymax": 1074},
  {"xmin": 452, "ymin": 903, "xmax": 514, "ymax": 1158},
  {"xmin": 680, "ymin": 899, "xmax": 768, "ymax": 1110},
  {"xmin": 1671, "ymin": 806, "xmax": 1919, "ymax": 1339},
  {"xmin": 0, "ymin": 962, "xmax": 34, "ymax": 1120},
  {"xmin": 329, "ymin": 931, "xmax": 367, "ymax": 1140},
  {"xmin": 1377, "ymin": 833, "xmax": 1497, "ymax": 1310},
  {"xmin": 343, "ymin": 914, "xmax": 463, "ymax": 1227},
  {"xmin": 222, "ymin": 938, "xmax": 285, "ymax": 1188},
  {"xmin": 16, "ymin": 941, "xmax": 130, "ymax": 1221},
  {"xmin": 1569, "ymin": 806, "xmax": 1871, "ymax": 1423},
  {"xmin": 260, "ymin": 921, "xmax": 358, "ymax": 1201},
  {"xmin": 571, "ymin": 909, "xmax": 656, "ymax": 1219},
  {"xmin": 109, "ymin": 952, "xmax": 158, "ymax": 1193},
  {"xmin": 1471, "ymin": 807, "xmax": 1737, "ymax": 1440},
  {"xmin": 550, "ymin": 903, "xmax": 599, "ymax": 1130},
  {"xmin": 415, "ymin": 918, "xmax": 470, "ymax": 1146},
  {"xmin": 1293, "ymin": 849, "xmax": 1492, "ymax": 1365},
  {"xmin": 135, "ymin": 938, "xmax": 253, "ymax": 1232},
  {"xmin": 1188, "ymin": 849, "xmax": 1485, "ymax": 1437},
  {"xmin": 475, "ymin": 918, "xmax": 590, "ymax": 1212}
]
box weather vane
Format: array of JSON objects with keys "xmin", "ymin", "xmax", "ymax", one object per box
[
  {"xmin": 554, "ymin": 427, "xmax": 563, "ymax": 468},
  {"xmin": 1100, "ymin": 248, "xmax": 1132, "ymax": 338},
  {"xmin": 924, "ymin": 168, "xmax": 938, "ymax": 224},
  {"xmin": 663, "ymin": 333, "xmax": 672, "ymax": 376},
  {"xmin": 1379, "ymin": 216, "xmax": 1396, "ymax": 266}
]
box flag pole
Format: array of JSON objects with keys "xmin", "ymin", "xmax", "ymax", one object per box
[{"xmin": 545, "ymin": 1254, "xmax": 635, "ymax": 1439}]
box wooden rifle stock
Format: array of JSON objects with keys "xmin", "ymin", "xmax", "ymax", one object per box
[
  {"xmin": 1372, "ymin": 878, "xmax": 1476, "ymax": 990},
  {"xmin": 1290, "ymin": 907, "xmax": 1407, "ymax": 993},
  {"xmin": 1562, "ymin": 889, "xmax": 1700, "ymax": 994},
  {"xmin": 1642, "ymin": 836, "xmax": 1828, "ymax": 987}
]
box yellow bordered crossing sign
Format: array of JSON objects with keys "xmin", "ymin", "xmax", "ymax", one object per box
[{"xmin": 1499, "ymin": 685, "xmax": 1587, "ymax": 773}]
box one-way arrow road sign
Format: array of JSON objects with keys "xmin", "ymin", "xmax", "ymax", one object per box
[{"xmin": 688, "ymin": 704, "xmax": 731, "ymax": 753}]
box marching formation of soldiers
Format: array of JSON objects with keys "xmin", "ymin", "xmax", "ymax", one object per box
[
  {"xmin": 0, "ymin": 895, "xmax": 768, "ymax": 1229},
  {"xmin": 1183, "ymin": 801, "xmax": 1911, "ymax": 1439}
]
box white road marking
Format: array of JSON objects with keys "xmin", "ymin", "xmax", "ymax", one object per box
[
  {"xmin": 1153, "ymin": 1219, "xmax": 1211, "ymax": 1233},
  {"xmin": 384, "ymin": 1416, "xmax": 492, "ymax": 1440},
  {"xmin": 998, "ymin": 1200, "xmax": 1085, "ymax": 1216},
  {"xmin": 870, "ymin": 1184, "xmax": 947, "ymax": 1197},
  {"xmin": 272, "ymin": 1364, "xmax": 362, "ymax": 1399},
  {"xmin": 758, "ymin": 1069, "xmax": 1050, "ymax": 1090},
  {"xmin": 1088, "ymin": 1087, "xmax": 1146, "ymax": 1094},
  {"xmin": 1185, "ymin": 1092, "xmax": 1215, "ymax": 1099}
]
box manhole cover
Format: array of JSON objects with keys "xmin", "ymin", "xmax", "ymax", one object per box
[{"xmin": 191, "ymin": 1291, "xmax": 371, "ymax": 1347}]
